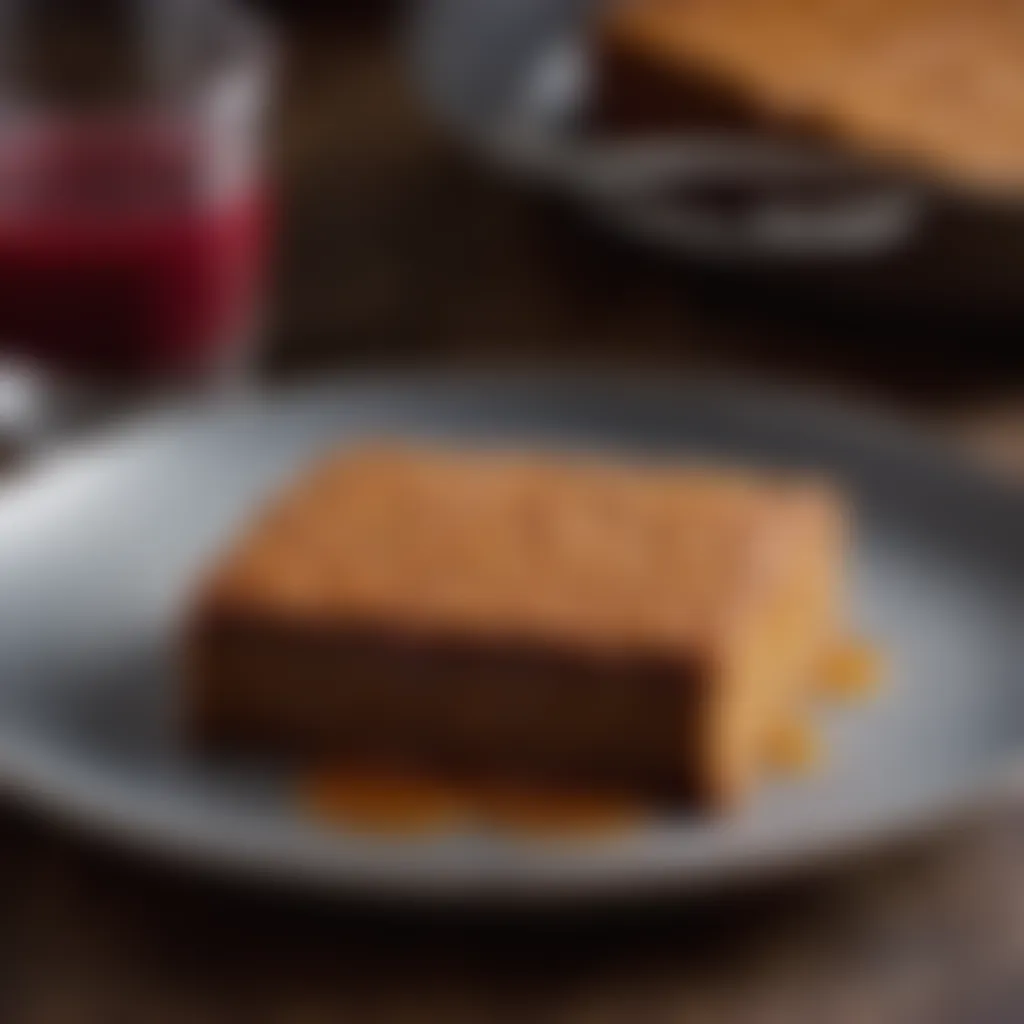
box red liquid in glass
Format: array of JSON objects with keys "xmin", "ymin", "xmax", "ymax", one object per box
[{"xmin": 0, "ymin": 123, "xmax": 268, "ymax": 379}]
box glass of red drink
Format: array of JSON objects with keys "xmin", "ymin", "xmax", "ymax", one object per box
[{"xmin": 0, "ymin": 0, "xmax": 274, "ymax": 442}]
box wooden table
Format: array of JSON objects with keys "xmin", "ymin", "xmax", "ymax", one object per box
[{"xmin": 4, "ymin": 11, "xmax": 1024, "ymax": 1023}]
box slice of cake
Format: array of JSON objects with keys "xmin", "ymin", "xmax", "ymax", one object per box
[
  {"xmin": 597, "ymin": 0, "xmax": 1024, "ymax": 190},
  {"xmin": 187, "ymin": 444, "xmax": 845, "ymax": 809}
]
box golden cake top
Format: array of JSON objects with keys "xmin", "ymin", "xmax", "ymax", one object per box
[{"xmin": 205, "ymin": 444, "xmax": 842, "ymax": 656}]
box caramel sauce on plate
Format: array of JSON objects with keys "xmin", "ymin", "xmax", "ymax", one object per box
[
  {"xmin": 476, "ymin": 786, "xmax": 647, "ymax": 838},
  {"xmin": 301, "ymin": 769, "xmax": 646, "ymax": 840},
  {"xmin": 301, "ymin": 769, "xmax": 470, "ymax": 837},
  {"xmin": 818, "ymin": 639, "xmax": 885, "ymax": 700},
  {"xmin": 766, "ymin": 718, "xmax": 822, "ymax": 776}
]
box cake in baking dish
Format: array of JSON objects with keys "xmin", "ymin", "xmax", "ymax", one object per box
[{"xmin": 597, "ymin": 0, "xmax": 1024, "ymax": 189}]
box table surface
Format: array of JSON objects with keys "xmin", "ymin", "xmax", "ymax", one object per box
[{"xmin": 4, "ymin": 11, "xmax": 1024, "ymax": 1024}]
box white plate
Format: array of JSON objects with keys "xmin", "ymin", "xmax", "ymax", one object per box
[{"xmin": 0, "ymin": 376, "xmax": 1021, "ymax": 902}]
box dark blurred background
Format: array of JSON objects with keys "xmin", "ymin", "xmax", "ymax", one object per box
[{"xmin": 260, "ymin": 3, "xmax": 1023, "ymax": 411}]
